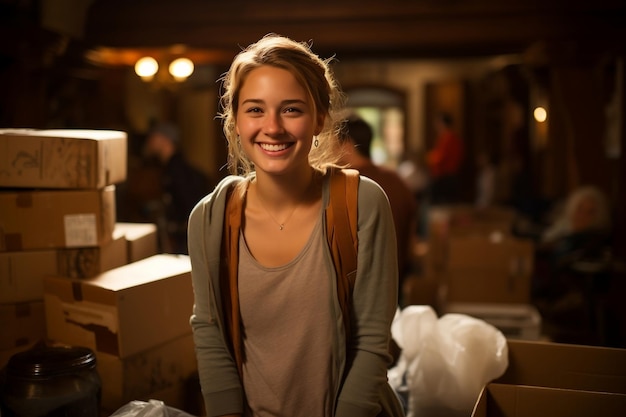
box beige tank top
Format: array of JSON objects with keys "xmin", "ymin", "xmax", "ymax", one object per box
[{"xmin": 239, "ymin": 217, "xmax": 333, "ymax": 417}]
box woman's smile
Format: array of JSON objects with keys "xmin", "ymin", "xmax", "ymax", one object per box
[{"xmin": 258, "ymin": 142, "xmax": 294, "ymax": 153}]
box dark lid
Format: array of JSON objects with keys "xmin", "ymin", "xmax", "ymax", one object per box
[{"xmin": 6, "ymin": 346, "xmax": 96, "ymax": 378}]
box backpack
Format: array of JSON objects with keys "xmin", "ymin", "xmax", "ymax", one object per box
[
  {"xmin": 325, "ymin": 168, "xmax": 359, "ymax": 343},
  {"xmin": 220, "ymin": 168, "xmax": 359, "ymax": 376}
]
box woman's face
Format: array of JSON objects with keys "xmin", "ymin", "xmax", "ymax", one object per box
[{"xmin": 235, "ymin": 65, "xmax": 322, "ymax": 177}]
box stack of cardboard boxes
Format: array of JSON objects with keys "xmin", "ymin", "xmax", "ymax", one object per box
[
  {"xmin": 0, "ymin": 129, "xmax": 199, "ymax": 414},
  {"xmin": 421, "ymin": 204, "xmax": 542, "ymax": 340}
]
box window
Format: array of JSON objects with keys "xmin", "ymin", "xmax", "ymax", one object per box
[{"xmin": 346, "ymin": 87, "xmax": 406, "ymax": 167}]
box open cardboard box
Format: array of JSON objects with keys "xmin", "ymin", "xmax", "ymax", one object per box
[
  {"xmin": 472, "ymin": 340, "xmax": 626, "ymax": 416},
  {"xmin": 473, "ymin": 383, "xmax": 626, "ymax": 417},
  {"xmin": 495, "ymin": 339, "xmax": 626, "ymax": 392},
  {"xmin": 44, "ymin": 254, "xmax": 193, "ymax": 358}
]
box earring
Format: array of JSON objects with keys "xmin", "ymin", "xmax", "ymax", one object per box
[{"xmin": 314, "ymin": 136, "xmax": 319, "ymax": 148}]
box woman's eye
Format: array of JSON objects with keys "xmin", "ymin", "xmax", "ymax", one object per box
[
  {"xmin": 284, "ymin": 107, "xmax": 302, "ymax": 114},
  {"xmin": 245, "ymin": 107, "xmax": 262, "ymax": 114}
]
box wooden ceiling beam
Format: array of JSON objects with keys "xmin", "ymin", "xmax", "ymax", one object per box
[{"xmin": 84, "ymin": 0, "xmax": 626, "ymax": 60}]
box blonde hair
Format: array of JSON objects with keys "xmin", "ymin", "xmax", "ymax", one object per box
[
  {"xmin": 564, "ymin": 186, "xmax": 611, "ymax": 231},
  {"xmin": 543, "ymin": 185, "xmax": 611, "ymax": 242},
  {"xmin": 218, "ymin": 33, "xmax": 346, "ymax": 176}
]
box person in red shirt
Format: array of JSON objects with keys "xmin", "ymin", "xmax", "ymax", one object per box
[{"xmin": 426, "ymin": 112, "xmax": 464, "ymax": 205}]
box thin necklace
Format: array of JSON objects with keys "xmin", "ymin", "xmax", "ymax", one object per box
[{"xmin": 256, "ymin": 189, "xmax": 298, "ymax": 231}]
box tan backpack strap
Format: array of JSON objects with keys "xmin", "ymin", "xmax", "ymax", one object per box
[
  {"xmin": 221, "ymin": 182, "xmax": 245, "ymax": 378},
  {"xmin": 326, "ymin": 168, "xmax": 359, "ymax": 342}
]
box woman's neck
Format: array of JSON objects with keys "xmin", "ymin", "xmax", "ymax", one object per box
[{"xmin": 253, "ymin": 167, "xmax": 319, "ymax": 207}]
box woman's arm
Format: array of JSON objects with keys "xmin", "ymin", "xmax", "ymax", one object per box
[
  {"xmin": 335, "ymin": 177, "xmax": 400, "ymax": 416},
  {"xmin": 188, "ymin": 181, "xmax": 245, "ymax": 417}
]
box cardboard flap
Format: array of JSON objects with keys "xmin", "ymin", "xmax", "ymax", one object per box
[{"xmin": 496, "ymin": 340, "xmax": 626, "ymax": 394}]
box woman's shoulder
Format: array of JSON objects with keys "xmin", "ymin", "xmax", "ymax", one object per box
[
  {"xmin": 324, "ymin": 168, "xmax": 387, "ymax": 199},
  {"xmin": 215, "ymin": 174, "xmax": 246, "ymax": 190},
  {"xmin": 190, "ymin": 175, "xmax": 247, "ymax": 217},
  {"xmin": 358, "ymin": 174, "xmax": 388, "ymax": 202}
]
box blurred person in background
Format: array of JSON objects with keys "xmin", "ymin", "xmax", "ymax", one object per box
[
  {"xmin": 338, "ymin": 114, "xmax": 418, "ymax": 304},
  {"xmin": 540, "ymin": 185, "xmax": 612, "ymax": 267},
  {"xmin": 144, "ymin": 122, "xmax": 212, "ymax": 253},
  {"xmin": 426, "ymin": 112, "xmax": 464, "ymax": 205},
  {"xmin": 534, "ymin": 185, "xmax": 615, "ymax": 344}
]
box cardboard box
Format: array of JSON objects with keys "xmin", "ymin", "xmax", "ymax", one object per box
[
  {"xmin": 0, "ymin": 186, "xmax": 116, "ymax": 252},
  {"xmin": 472, "ymin": 383, "xmax": 626, "ymax": 417},
  {"xmin": 424, "ymin": 205, "xmax": 518, "ymax": 276},
  {"xmin": 97, "ymin": 333, "xmax": 197, "ymax": 413},
  {"xmin": 0, "ymin": 300, "xmax": 46, "ymax": 350},
  {"xmin": 495, "ymin": 339, "xmax": 626, "ymax": 393},
  {"xmin": 115, "ymin": 222, "xmax": 159, "ymax": 263},
  {"xmin": 44, "ymin": 254, "xmax": 193, "ymax": 358},
  {"xmin": 448, "ymin": 205, "xmax": 517, "ymax": 236},
  {"xmin": 0, "ymin": 129, "xmax": 127, "ymax": 189},
  {"xmin": 55, "ymin": 227, "xmax": 128, "ymax": 279},
  {"xmin": 443, "ymin": 303, "xmax": 542, "ymax": 340},
  {"xmin": 0, "ymin": 250, "xmax": 57, "ymax": 303},
  {"xmin": 427, "ymin": 204, "xmax": 516, "ymax": 241},
  {"xmin": 442, "ymin": 235, "xmax": 533, "ymax": 304},
  {"xmin": 471, "ymin": 340, "xmax": 626, "ymax": 417},
  {"xmin": 0, "ymin": 233, "xmax": 127, "ymax": 303}
]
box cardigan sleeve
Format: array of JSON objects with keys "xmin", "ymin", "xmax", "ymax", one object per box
[
  {"xmin": 188, "ymin": 176, "xmax": 245, "ymax": 417},
  {"xmin": 335, "ymin": 176, "xmax": 401, "ymax": 416}
]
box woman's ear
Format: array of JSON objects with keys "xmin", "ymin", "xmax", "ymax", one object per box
[{"xmin": 314, "ymin": 114, "xmax": 325, "ymax": 136}]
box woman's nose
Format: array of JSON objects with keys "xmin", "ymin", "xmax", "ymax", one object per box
[{"xmin": 263, "ymin": 112, "xmax": 284, "ymax": 135}]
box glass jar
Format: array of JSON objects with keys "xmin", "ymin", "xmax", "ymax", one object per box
[{"xmin": 0, "ymin": 345, "xmax": 101, "ymax": 417}]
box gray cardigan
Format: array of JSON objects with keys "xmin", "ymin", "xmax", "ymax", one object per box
[{"xmin": 188, "ymin": 172, "xmax": 404, "ymax": 417}]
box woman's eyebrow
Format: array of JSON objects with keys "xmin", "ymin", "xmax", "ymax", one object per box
[{"xmin": 240, "ymin": 98, "xmax": 308, "ymax": 106}]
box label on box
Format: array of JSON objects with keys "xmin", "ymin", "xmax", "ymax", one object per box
[
  {"xmin": 64, "ymin": 214, "xmax": 98, "ymax": 247},
  {"xmin": 63, "ymin": 300, "xmax": 118, "ymax": 333}
]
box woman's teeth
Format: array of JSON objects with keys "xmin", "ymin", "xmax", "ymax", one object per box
[{"xmin": 260, "ymin": 143, "xmax": 289, "ymax": 151}]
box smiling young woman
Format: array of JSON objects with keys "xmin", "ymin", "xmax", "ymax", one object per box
[
  {"xmin": 236, "ymin": 64, "xmax": 327, "ymax": 266},
  {"xmin": 188, "ymin": 33, "xmax": 404, "ymax": 417}
]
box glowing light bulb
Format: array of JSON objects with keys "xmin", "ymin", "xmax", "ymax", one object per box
[
  {"xmin": 169, "ymin": 57, "xmax": 194, "ymax": 81},
  {"xmin": 534, "ymin": 106, "xmax": 547, "ymax": 123},
  {"xmin": 134, "ymin": 57, "xmax": 158, "ymax": 81}
]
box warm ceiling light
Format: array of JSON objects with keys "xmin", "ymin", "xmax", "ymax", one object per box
[
  {"xmin": 533, "ymin": 106, "xmax": 547, "ymax": 123},
  {"xmin": 134, "ymin": 56, "xmax": 158, "ymax": 81},
  {"xmin": 169, "ymin": 57, "xmax": 194, "ymax": 81}
]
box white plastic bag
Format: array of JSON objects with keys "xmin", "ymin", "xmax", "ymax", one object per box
[
  {"xmin": 388, "ymin": 305, "xmax": 508, "ymax": 417},
  {"xmin": 108, "ymin": 399, "xmax": 197, "ymax": 417}
]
